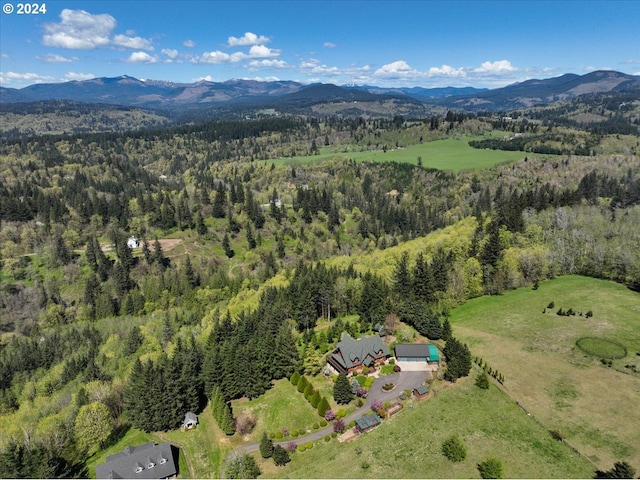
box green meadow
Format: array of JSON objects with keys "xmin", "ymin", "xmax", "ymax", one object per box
[
  {"xmin": 266, "ymin": 135, "xmax": 544, "ymax": 172},
  {"xmin": 449, "ymin": 275, "xmax": 640, "ymax": 471}
]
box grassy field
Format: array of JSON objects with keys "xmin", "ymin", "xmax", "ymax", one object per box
[
  {"xmin": 449, "ymin": 275, "xmax": 640, "ymax": 472},
  {"xmin": 232, "ymin": 379, "xmax": 326, "ymax": 442},
  {"xmin": 265, "ymin": 134, "xmax": 549, "ymax": 172},
  {"xmin": 257, "ymin": 375, "xmax": 594, "ymax": 478}
]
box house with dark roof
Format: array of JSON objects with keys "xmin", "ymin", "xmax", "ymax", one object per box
[
  {"xmin": 95, "ymin": 441, "xmax": 176, "ymax": 479},
  {"xmin": 327, "ymin": 332, "xmax": 390, "ymax": 374},
  {"xmin": 395, "ymin": 343, "xmax": 440, "ymax": 364}
]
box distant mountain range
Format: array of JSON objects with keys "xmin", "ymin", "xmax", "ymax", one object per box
[{"xmin": 1, "ymin": 70, "xmax": 639, "ymax": 114}]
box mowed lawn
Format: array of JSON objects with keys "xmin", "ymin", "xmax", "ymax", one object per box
[
  {"xmin": 258, "ymin": 375, "xmax": 594, "ymax": 478},
  {"xmin": 265, "ymin": 135, "xmax": 542, "ymax": 172},
  {"xmin": 449, "ymin": 275, "xmax": 640, "ymax": 472}
]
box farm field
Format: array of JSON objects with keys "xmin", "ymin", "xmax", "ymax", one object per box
[
  {"xmin": 257, "ymin": 374, "xmax": 594, "ymax": 478},
  {"xmin": 449, "ymin": 275, "xmax": 640, "ymax": 472},
  {"xmin": 265, "ymin": 134, "xmax": 542, "ymax": 172}
]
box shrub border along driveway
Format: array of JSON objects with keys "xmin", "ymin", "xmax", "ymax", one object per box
[{"xmin": 241, "ymin": 370, "xmax": 432, "ymax": 452}]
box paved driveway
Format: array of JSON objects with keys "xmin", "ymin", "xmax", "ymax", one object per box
[
  {"xmin": 241, "ymin": 370, "xmax": 432, "ymax": 452},
  {"xmin": 363, "ymin": 371, "xmax": 431, "ymax": 408}
]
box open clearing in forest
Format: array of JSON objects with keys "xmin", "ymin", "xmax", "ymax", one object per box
[
  {"xmin": 265, "ymin": 134, "xmax": 553, "ymax": 172},
  {"xmin": 449, "ymin": 275, "xmax": 640, "ymax": 472}
]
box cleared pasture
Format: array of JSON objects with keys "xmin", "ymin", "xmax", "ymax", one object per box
[
  {"xmin": 265, "ymin": 135, "xmax": 544, "ymax": 172},
  {"xmin": 258, "ymin": 375, "xmax": 594, "ymax": 478},
  {"xmin": 449, "ymin": 275, "xmax": 640, "ymax": 472}
]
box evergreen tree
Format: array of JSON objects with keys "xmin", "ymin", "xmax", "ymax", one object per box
[
  {"xmin": 276, "ymin": 234, "xmax": 286, "ymax": 258},
  {"xmin": 296, "ymin": 375, "xmax": 309, "ymax": 393},
  {"xmin": 393, "ymin": 251, "xmax": 412, "ymax": 299},
  {"xmin": 443, "ymin": 337, "xmax": 472, "ymax": 382},
  {"xmin": 125, "ymin": 326, "xmax": 143, "ymax": 355},
  {"xmin": 222, "ymin": 233, "xmax": 235, "ymax": 259},
  {"xmin": 162, "ymin": 314, "xmax": 174, "ymax": 345},
  {"xmin": 413, "ymin": 252, "xmax": 436, "ymax": 303},
  {"xmin": 245, "ymin": 223, "xmax": 257, "ymax": 250},
  {"xmin": 475, "ymin": 371, "xmax": 490, "ymax": 389},
  {"xmin": 212, "ymin": 182, "xmax": 227, "ymax": 218},
  {"xmin": 333, "ymin": 372, "xmax": 354, "ymax": 404},
  {"xmin": 317, "ymin": 396, "xmax": 330, "ymax": 417},
  {"xmin": 425, "ymin": 315, "xmax": 443, "ymax": 340},
  {"xmin": 442, "ymin": 317, "xmax": 453, "ymax": 341},
  {"xmin": 272, "ymin": 445, "xmax": 291, "ymax": 466},
  {"xmin": 259, "ymin": 431, "xmax": 274, "ymax": 458}
]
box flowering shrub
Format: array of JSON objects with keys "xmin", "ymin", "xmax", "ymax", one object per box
[
  {"xmin": 325, "ymin": 409, "xmax": 336, "ymax": 421},
  {"xmin": 281, "ymin": 427, "xmax": 289, "ymax": 437},
  {"xmin": 285, "ymin": 441, "xmax": 297, "ymax": 452},
  {"xmin": 333, "ymin": 419, "xmax": 345, "ymax": 434},
  {"xmin": 356, "ymin": 387, "xmax": 368, "ymax": 398}
]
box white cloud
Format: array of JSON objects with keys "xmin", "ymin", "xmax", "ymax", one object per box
[
  {"xmin": 126, "ymin": 51, "xmax": 158, "ymax": 63},
  {"xmin": 474, "ymin": 60, "xmax": 516, "ymax": 73},
  {"xmin": 227, "ymin": 32, "xmax": 270, "ymax": 47},
  {"xmin": 162, "ymin": 49, "xmax": 179, "ymax": 59},
  {"xmin": 244, "ymin": 76, "xmax": 281, "ymax": 82},
  {"xmin": 199, "ymin": 50, "xmax": 232, "ymax": 64},
  {"xmin": 183, "ymin": 39, "xmax": 196, "ymax": 48},
  {"xmin": 300, "ymin": 58, "xmax": 339, "ymax": 76},
  {"xmin": 323, "ymin": 42, "xmax": 337, "ymax": 48},
  {"xmin": 0, "ymin": 71, "xmax": 54, "ymax": 84},
  {"xmin": 43, "ymin": 9, "xmax": 115, "ymax": 49},
  {"xmin": 113, "ymin": 34, "xmax": 154, "ymax": 50},
  {"xmin": 428, "ymin": 64, "xmax": 465, "ymax": 77},
  {"xmin": 37, "ymin": 53, "xmax": 77, "ymax": 63},
  {"xmin": 195, "ymin": 45, "xmax": 280, "ymax": 64},
  {"xmin": 247, "ymin": 45, "xmax": 280, "ymax": 58},
  {"xmin": 63, "ymin": 72, "xmax": 95, "ymax": 81},
  {"xmin": 374, "ymin": 60, "xmax": 420, "ymax": 78},
  {"xmin": 1, "ymin": 53, "xmax": 9, "ymax": 59},
  {"xmin": 249, "ymin": 59, "xmax": 288, "ymax": 68},
  {"xmin": 42, "ymin": 9, "xmax": 152, "ymax": 51}
]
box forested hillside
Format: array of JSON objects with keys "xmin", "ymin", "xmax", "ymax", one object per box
[{"xmin": 0, "ymin": 111, "xmax": 639, "ymax": 476}]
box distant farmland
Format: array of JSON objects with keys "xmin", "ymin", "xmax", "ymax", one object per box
[{"xmin": 266, "ymin": 135, "xmax": 551, "ymax": 172}]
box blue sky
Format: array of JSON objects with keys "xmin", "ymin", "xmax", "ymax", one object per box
[{"xmin": 1, "ymin": 0, "xmax": 639, "ymax": 88}]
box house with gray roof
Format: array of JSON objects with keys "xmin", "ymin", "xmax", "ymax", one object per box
[
  {"xmin": 95, "ymin": 441, "xmax": 176, "ymax": 479},
  {"xmin": 327, "ymin": 332, "xmax": 390, "ymax": 374}
]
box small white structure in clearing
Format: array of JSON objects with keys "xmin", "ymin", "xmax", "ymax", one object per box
[
  {"xmin": 182, "ymin": 412, "xmax": 198, "ymax": 429},
  {"xmin": 127, "ymin": 236, "xmax": 140, "ymax": 249}
]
